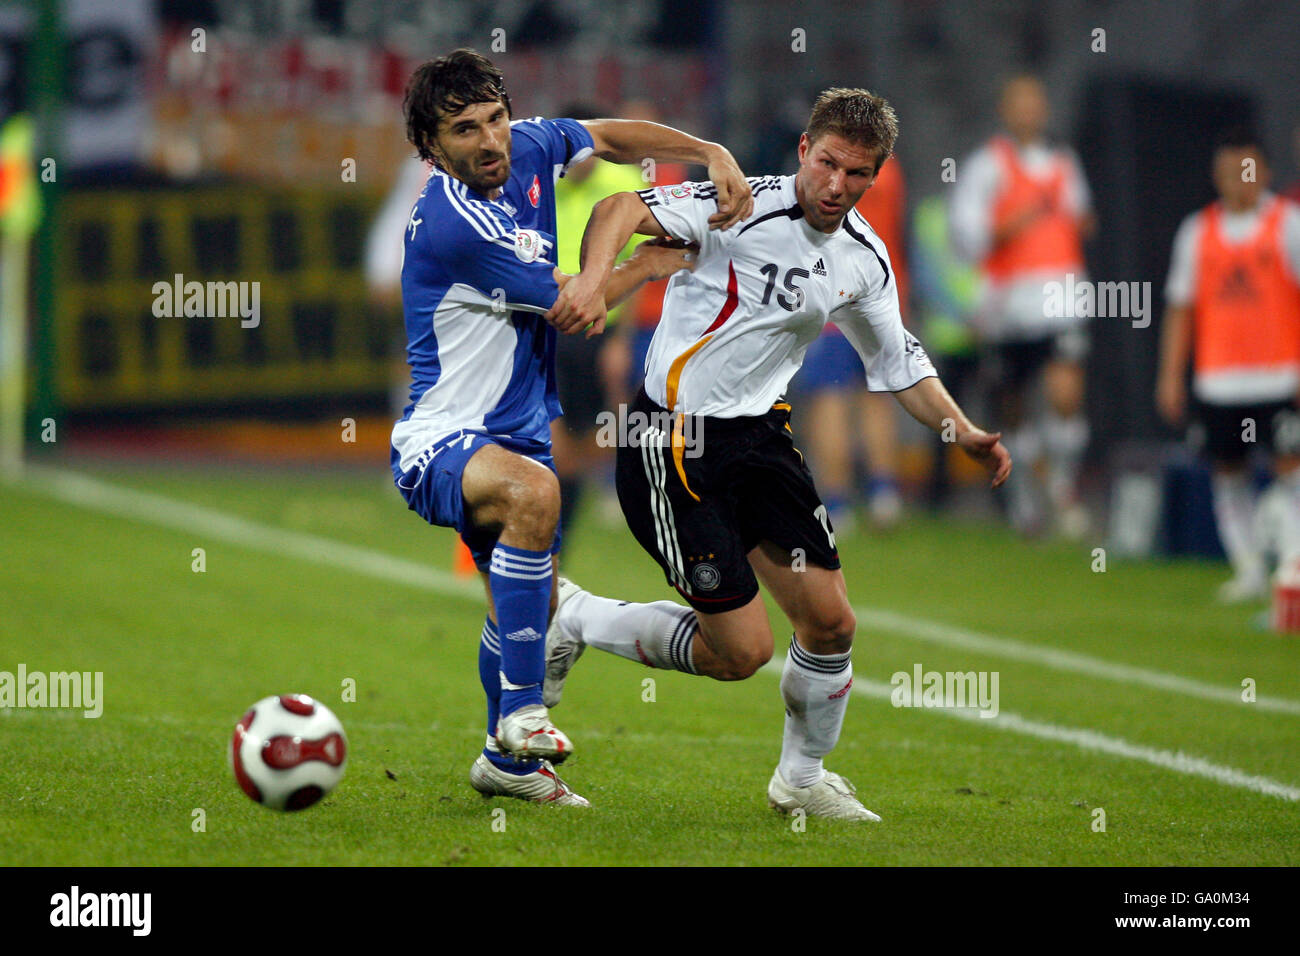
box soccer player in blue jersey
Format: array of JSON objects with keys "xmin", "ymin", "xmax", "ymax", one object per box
[{"xmin": 390, "ymin": 49, "xmax": 753, "ymax": 805}]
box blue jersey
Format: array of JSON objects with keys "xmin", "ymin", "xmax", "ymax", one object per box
[{"xmin": 391, "ymin": 117, "xmax": 595, "ymax": 473}]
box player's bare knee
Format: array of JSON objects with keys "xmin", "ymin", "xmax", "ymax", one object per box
[
  {"xmin": 736, "ymin": 636, "xmax": 775, "ymax": 679},
  {"xmin": 499, "ymin": 469, "xmax": 560, "ymax": 543},
  {"xmin": 800, "ymin": 604, "xmax": 856, "ymax": 655},
  {"xmin": 712, "ymin": 647, "xmax": 770, "ymax": 681}
]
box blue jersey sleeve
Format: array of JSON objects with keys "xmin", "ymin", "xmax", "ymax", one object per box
[
  {"xmin": 425, "ymin": 193, "xmax": 560, "ymax": 313},
  {"xmin": 512, "ymin": 116, "xmax": 596, "ymax": 180}
]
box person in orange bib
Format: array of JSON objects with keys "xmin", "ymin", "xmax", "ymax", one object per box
[
  {"xmin": 951, "ymin": 75, "xmax": 1096, "ymax": 537},
  {"xmin": 1157, "ymin": 129, "xmax": 1300, "ymax": 602}
]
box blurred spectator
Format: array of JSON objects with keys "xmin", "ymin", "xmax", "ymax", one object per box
[
  {"xmin": 550, "ymin": 103, "xmax": 649, "ymax": 544},
  {"xmin": 1155, "ymin": 129, "xmax": 1300, "ymax": 602},
  {"xmin": 911, "ymin": 193, "xmax": 982, "ymax": 508},
  {"xmin": 950, "ymin": 75, "xmax": 1096, "ymax": 537},
  {"xmin": 365, "ymin": 155, "xmax": 433, "ymax": 418},
  {"xmin": 1286, "ymin": 122, "xmax": 1300, "ymax": 205}
]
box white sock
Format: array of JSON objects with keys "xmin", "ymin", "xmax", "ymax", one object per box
[
  {"xmin": 1273, "ymin": 469, "xmax": 1300, "ymax": 563},
  {"xmin": 1212, "ymin": 471, "xmax": 1264, "ymax": 581},
  {"xmin": 1001, "ymin": 426, "xmax": 1044, "ymax": 529},
  {"xmin": 1042, "ymin": 411, "xmax": 1088, "ymax": 507},
  {"xmin": 560, "ymin": 590, "xmax": 698, "ymax": 674},
  {"xmin": 778, "ymin": 638, "xmax": 854, "ymax": 788}
]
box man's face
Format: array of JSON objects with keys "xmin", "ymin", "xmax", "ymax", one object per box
[
  {"xmin": 795, "ymin": 132, "xmax": 881, "ymax": 233},
  {"xmin": 432, "ymin": 99, "xmax": 512, "ymax": 194},
  {"xmin": 1213, "ymin": 146, "xmax": 1269, "ymax": 209},
  {"xmin": 1000, "ymin": 77, "xmax": 1049, "ymax": 141}
]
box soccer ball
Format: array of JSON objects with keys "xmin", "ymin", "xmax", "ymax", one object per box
[{"xmin": 229, "ymin": 694, "xmax": 348, "ymax": 811}]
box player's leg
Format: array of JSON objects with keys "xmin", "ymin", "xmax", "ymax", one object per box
[
  {"xmin": 1197, "ymin": 400, "xmax": 1267, "ymax": 601},
  {"xmin": 392, "ymin": 434, "xmax": 583, "ymax": 802},
  {"xmin": 460, "ymin": 443, "xmax": 573, "ymax": 761},
  {"xmin": 551, "ymin": 330, "xmax": 612, "ymax": 545},
  {"xmin": 858, "ymin": 389, "xmax": 903, "ymax": 529},
  {"xmin": 1266, "ymin": 402, "xmax": 1300, "ymax": 564},
  {"xmin": 1040, "ymin": 327, "xmax": 1090, "ymax": 537},
  {"xmin": 735, "ymin": 406, "xmax": 878, "ymax": 820},
  {"xmin": 749, "ymin": 541, "xmax": 856, "ymax": 785},
  {"xmin": 990, "ymin": 340, "xmax": 1048, "ymax": 535},
  {"xmin": 468, "ymin": 554, "xmax": 587, "ymax": 805},
  {"xmin": 802, "ymin": 389, "xmax": 855, "ymax": 529},
  {"xmin": 798, "ymin": 330, "xmax": 861, "ymax": 535},
  {"xmin": 548, "ymin": 583, "xmax": 773, "ymax": 683},
  {"xmin": 545, "ymin": 400, "xmax": 778, "ymax": 699}
]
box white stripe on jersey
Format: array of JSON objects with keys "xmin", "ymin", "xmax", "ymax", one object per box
[
  {"xmin": 439, "ymin": 176, "xmax": 515, "ymax": 251},
  {"xmin": 450, "ymin": 178, "xmax": 510, "ymax": 239}
]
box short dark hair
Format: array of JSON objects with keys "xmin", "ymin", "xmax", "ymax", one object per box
[
  {"xmin": 1214, "ymin": 125, "xmax": 1267, "ymax": 162},
  {"xmin": 805, "ymin": 88, "xmax": 899, "ymax": 171},
  {"xmin": 404, "ymin": 48, "xmax": 512, "ymax": 163}
]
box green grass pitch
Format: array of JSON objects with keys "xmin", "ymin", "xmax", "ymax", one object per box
[{"xmin": 2, "ymin": 459, "xmax": 1297, "ymax": 866}]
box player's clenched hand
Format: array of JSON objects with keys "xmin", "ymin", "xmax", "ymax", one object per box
[
  {"xmin": 958, "ymin": 428, "xmax": 1012, "ymax": 489},
  {"xmin": 546, "ymin": 270, "xmax": 608, "ymax": 337},
  {"xmin": 631, "ymin": 238, "xmax": 700, "ymax": 280},
  {"xmin": 705, "ymin": 146, "xmax": 753, "ymax": 231}
]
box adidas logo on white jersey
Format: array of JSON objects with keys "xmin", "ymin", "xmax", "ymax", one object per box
[{"xmin": 811, "ymin": 258, "xmax": 827, "ymax": 276}]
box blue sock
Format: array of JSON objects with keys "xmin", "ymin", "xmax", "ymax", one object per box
[
  {"xmin": 478, "ymin": 617, "xmax": 540, "ymax": 774},
  {"xmin": 477, "ymin": 617, "xmax": 502, "ymax": 737},
  {"xmin": 489, "ymin": 543, "xmax": 552, "ymax": 718},
  {"xmin": 823, "ymin": 492, "xmax": 850, "ymax": 515},
  {"xmin": 866, "ymin": 474, "xmax": 899, "ymax": 498}
]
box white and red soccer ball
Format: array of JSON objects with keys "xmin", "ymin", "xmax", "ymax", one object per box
[{"xmin": 230, "ymin": 694, "xmax": 347, "ymax": 811}]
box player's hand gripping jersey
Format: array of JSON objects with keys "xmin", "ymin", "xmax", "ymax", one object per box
[{"xmin": 637, "ymin": 175, "xmax": 936, "ymax": 417}]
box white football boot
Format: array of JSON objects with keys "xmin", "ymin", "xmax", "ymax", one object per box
[
  {"xmin": 767, "ymin": 768, "xmax": 882, "ymax": 822},
  {"xmin": 543, "ymin": 576, "xmax": 587, "ymax": 708},
  {"xmin": 469, "ymin": 754, "xmax": 589, "ymax": 806},
  {"xmin": 495, "ymin": 704, "xmax": 574, "ymax": 764}
]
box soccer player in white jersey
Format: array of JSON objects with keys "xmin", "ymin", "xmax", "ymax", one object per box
[
  {"xmin": 542, "ymin": 89, "xmax": 1012, "ymax": 820},
  {"xmin": 390, "ymin": 49, "xmax": 751, "ymax": 806}
]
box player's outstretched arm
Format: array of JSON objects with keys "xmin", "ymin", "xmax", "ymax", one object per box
[
  {"xmin": 893, "ymin": 377, "xmax": 1012, "ymax": 488},
  {"xmin": 581, "ymin": 119, "xmax": 753, "ymax": 231},
  {"xmin": 545, "ymin": 191, "xmax": 667, "ymax": 336},
  {"xmin": 551, "ymin": 238, "xmax": 697, "ymax": 338}
]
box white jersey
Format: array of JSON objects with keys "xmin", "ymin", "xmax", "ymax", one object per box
[{"xmin": 638, "ymin": 175, "xmax": 935, "ymax": 418}]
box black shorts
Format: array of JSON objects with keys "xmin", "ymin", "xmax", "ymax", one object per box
[
  {"xmin": 1192, "ymin": 397, "xmax": 1300, "ymax": 465},
  {"xmin": 554, "ymin": 332, "xmax": 606, "ymax": 434},
  {"xmin": 615, "ymin": 388, "xmax": 840, "ymax": 614},
  {"xmin": 987, "ymin": 326, "xmax": 1089, "ymax": 392}
]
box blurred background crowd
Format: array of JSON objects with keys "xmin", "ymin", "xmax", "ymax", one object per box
[{"xmin": 5, "ymin": 0, "xmax": 1300, "ymax": 601}]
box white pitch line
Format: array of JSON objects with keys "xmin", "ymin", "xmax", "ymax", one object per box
[
  {"xmin": 18, "ymin": 466, "xmax": 1300, "ymax": 802},
  {"xmin": 836, "ymin": 672, "xmax": 1300, "ymax": 802},
  {"xmin": 853, "ymin": 606, "xmax": 1300, "ymax": 716},
  {"xmin": 21, "ymin": 464, "xmax": 482, "ymax": 601}
]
